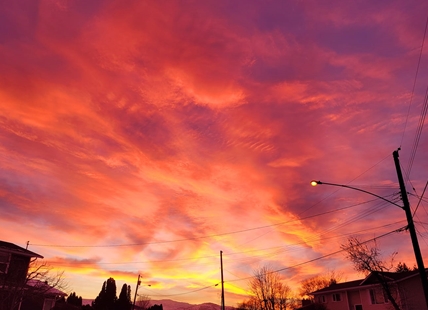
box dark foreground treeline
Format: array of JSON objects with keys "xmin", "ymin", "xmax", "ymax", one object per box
[{"xmin": 52, "ymin": 277, "xmax": 162, "ymax": 310}]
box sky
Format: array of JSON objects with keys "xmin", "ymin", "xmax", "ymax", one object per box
[{"xmin": 1, "ymin": 0, "xmax": 428, "ymax": 307}]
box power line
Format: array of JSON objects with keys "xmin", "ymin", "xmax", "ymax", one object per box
[
  {"xmin": 224, "ymin": 226, "xmax": 406, "ymax": 284},
  {"xmin": 218, "ymin": 222, "xmax": 406, "ymax": 268},
  {"xmin": 46, "ymin": 221, "xmax": 405, "ymax": 267},
  {"xmin": 31, "ymin": 195, "xmax": 398, "ymax": 249},
  {"xmin": 298, "ymin": 153, "xmax": 391, "ymax": 217},
  {"xmin": 406, "ymin": 86, "xmax": 428, "ymax": 175},
  {"xmin": 144, "ymin": 283, "xmax": 220, "ymax": 297},
  {"xmin": 234, "ymin": 195, "xmax": 396, "ymax": 249},
  {"xmin": 400, "ymin": 15, "xmax": 428, "ymax": 148}
]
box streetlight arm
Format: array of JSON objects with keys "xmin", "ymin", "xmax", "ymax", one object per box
[{"xmin": 311, "ymin": 180, "xmax": 403, "ymax": 209}]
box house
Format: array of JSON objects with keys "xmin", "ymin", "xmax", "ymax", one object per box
[
  {"xmin": 311, "ymin": 270, "xmax": 427, "ymax": 310},
  {"xmin": 21, "ymin": 279, "xmax": 67, "ymax": 310},
  {"xmin": 0, "ymin": 240, "xmax": 44, "ymax": 284},
  {"xmin": 0, "ymin": 240, "xmax": 66, "ymax": 310}
]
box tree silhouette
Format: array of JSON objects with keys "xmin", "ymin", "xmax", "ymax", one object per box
[
  {"xmin": 245, "ymin": 266, "xmax": 293, "ymax": 310},
  {"xmin": 93, "ymin": 281, "xmax": 106, "ymax": 309},
  {"xmin": 93, "ymin": 278, "xmax": 117, "ymax": 310},
  {"xmin": 67, "ymin": 292, "xmax": 83, "ymax": 307},
  {"xmin": 136, "ymin": 294, "xmax": 151, "ymax": 310},
  {"xmin": 395, "ymin": 262, "xmax": 416, "ymax": 272},
  {"xmin": 299, "ymin": 271, "xmax": 343, "ymax": 300},
  {"xmin": 116, "ymin": 283, "xmax": 132, "ymax": 310}
]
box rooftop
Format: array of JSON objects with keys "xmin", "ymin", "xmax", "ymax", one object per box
[
  {"xmin": 312, "ymin": 270, "xmax": 423, "ymax": 295},
  {"xmin": 0, "ymin": 240, "xmax": 43, "ymax": 259}
]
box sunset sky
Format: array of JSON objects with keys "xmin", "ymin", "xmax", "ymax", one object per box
[{"xmin": 2, "ymin": 0, "xmax": 428, "ymax": 307}]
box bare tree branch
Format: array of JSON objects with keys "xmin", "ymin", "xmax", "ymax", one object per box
[{"xmin": 341, "ymin": 237, "xmax": 401, "ymax": 310}]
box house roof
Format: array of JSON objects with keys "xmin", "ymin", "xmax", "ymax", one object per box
[
  {"xmin": 27, "ymin": 279, "xmax": 67, "ymax": 297},
  {"xmin": 312, "ymin": 279, "xmax": 364, "ymax": 294},
  {"xmin": 311, "ymin": 270, "xmax": 424, "ymax": 295},
  {"xmin": 0, "ymin": 240, "xmax": 43, "ymax": 259},
  {"xmin": 360, "ymin": 270, "xmax": 420, "ymax": 285}
]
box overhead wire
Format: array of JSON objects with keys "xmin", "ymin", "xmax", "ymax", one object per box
[
  {"xmin": 218, "ymin": 190, "xmax": 405, "ymax": 274},
  {"xmin": 412, "ymin": 181, "xmax": 428, "ymax": 241},
  {"xmin": 409, "ymin": 193, "xmax": 428, "ymax": 204},
  {"xmin": 412, "ymin": 179, "xmax": 428, "ymax": 217},
  {"xmin": 234, "ymin": 196, "xmax": 393, "ymax": 248},
  {"xmin": 143, "ymin": 283, "xmax": 220, "ymax": 297},
  {"xmin": 295, "ymin": 194, "xmax": 400, "ymax": 244},
  {"xmin": 298, "ymin": 153, "xmax": 391, "ymax": 216},
  {"xmin": 394, "ymin": 160, "xmax": 428, "ymax": 243},
  {"xmin": 29, "ymin": 220, "xmax": 309, "ymax": 248},
  {"xmin": 317, "ymin": 198, "xmax": 398, "ymax": 234},
  {"xmin": 399, "ymin": 17, "xmax": 428, "ymax": 245},
  {"xmin": 415, "ymin": 226, "xmax": 428, "ymax": 247},
  {"xmin": 224, "ymin": 226, "xmax": 406, "ymax": 284},
  {"xmin": 400, "ymin": 16, "xmax": 428, "ymax": 148},
  {"xmin": 399, "ymin": 162, "xmax": 428, "ymax": 239},
  {"xmin": 218, "ymin": 221, "xmax": 406, "ymax": 268},
  {"xmin": 406, "ymin": 86, "xmax": 428, "ymax": 176},
  {"xmin": 46, "ymin": 220, "xmax": 405, "ymax": 268},
  {"xmin": 30, "ymin": 193, "xmax": 400, "ymax": 249}
]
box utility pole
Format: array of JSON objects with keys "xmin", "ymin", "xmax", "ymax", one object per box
[
  {"xmin": 132, "ymin": 274, "xmax": 141, "ymax": 310},
  {"xmin": 220, "ymin": 251, "xmax": 225, "ymax": 310},
  {"xmin": 393, "ymin": 149, "xmax": 428, "ymax": 309}
]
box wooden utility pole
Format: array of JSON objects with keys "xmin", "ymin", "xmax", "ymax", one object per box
[
  {"xmin": 393, "ymin": 149, "xmax": 428, "ymax": 309},
  {"xmin": 132, "ymin": 274, "xmax": 141, "ymax": 310},
  {"xmin": 220, "ymin": 251, "xmax": 225, "ymax": 310}
]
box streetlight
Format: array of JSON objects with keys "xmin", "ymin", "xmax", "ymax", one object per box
[
  {"xmin": 311, "ymin": 160, "xmax": 428, "ymax": 309},
  {"xmin": 310, "ymin": 180, "xmax": 403, "ymax": 208}
]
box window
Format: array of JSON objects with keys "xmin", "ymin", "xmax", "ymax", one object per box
[
  {"xmin": 42, "ymin": 298, "xmax": 56, "ymax": 310},
  {"xmin": 320, "ymin": 295, "xmax": 326, "ymax": 303},
  {"xmin": 0, "ymin": 252, "xmax": 10, "ymax": 274},
  {"xmin": 369, "ymin": 288, "xmax": 388, "ymax": 304},
  {"xmin": 332, "ymin": 293, "xmax": 341, "ymax": 302},
  {"xmin": 355, "ymin": 305, "xmax": 363, "ymax": 310}
]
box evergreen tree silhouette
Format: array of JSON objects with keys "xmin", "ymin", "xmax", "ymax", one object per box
[
  {"xmin": 92, "ymin": 278, "xmax": 117, "ymax": 310},
  {"xmin": 116, "ymin": 283, "xmax": 132, "ymax": 310},
  {"xmin": 105, "ymin": 277, "xmax": 117, "ymax": 309},
  {"xmin": 67, "ymin": 292, "xmax": 83, "ymax": 307}
]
